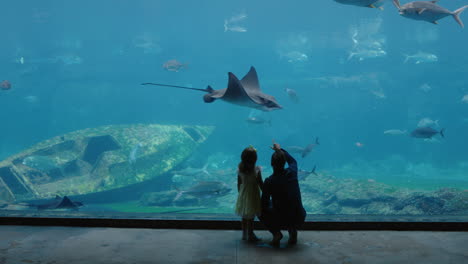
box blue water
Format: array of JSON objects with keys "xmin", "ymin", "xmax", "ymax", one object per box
[{"xmin": 1, "ymin": 0, "xmax": 468, "ymax": 202}]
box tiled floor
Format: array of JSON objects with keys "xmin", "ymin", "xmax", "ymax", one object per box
[{"xmin": 0, "ymin": 226, "xmax": 467, "ymax": 264}]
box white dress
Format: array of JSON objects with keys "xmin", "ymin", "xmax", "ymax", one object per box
[{"xmin": 235, "ymin": 166, "xmax": 261, "ymax": 219}]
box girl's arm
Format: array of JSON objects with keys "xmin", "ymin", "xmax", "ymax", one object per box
[
  {"xmin": 257, "ymin": 169, "xmax": 264, "ymax": 191},
  {"xmin": 237, "ymin": 174, "xmax": 242, "ymax": 192}
]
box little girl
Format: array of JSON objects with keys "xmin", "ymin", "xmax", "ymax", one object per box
[{"xmin": 235, "ymin": 146, "xmax": 263, "ymax": 241}]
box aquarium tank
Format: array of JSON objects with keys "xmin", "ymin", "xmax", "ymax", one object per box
[{"xmin": 1, "ymin": 0, "xmax": 467, "ymax": 221}]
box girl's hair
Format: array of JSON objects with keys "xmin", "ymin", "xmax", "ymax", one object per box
[{"xmin": 238, "ymin": 146, "xmax": 257, "ymax": 174}]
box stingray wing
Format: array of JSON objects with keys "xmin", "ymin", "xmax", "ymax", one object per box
[
  {"xmin": 240, "ymin": 66, "xmax": 261, "ymax": 93},
  {"xmin": 209, "ymin": 66, "xmax": 282, "ymax": 111},
  {"xmin": 213, "ymin": 72, "xmax": 259, "ymax": 105}
]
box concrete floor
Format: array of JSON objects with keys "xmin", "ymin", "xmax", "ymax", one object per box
[{"xmin": 0, "ymin": 226, "xmax": 467, "ymax": 264}]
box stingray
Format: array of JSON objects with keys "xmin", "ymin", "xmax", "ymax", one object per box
[
  {"xmin": 142, "ymin": 66, "xmax": 282, "ymax": 111},
  {"xmin": 28, "ymin": 195, "xmax": 83, "ymax": 210}
]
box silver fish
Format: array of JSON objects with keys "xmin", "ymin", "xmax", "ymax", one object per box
[
  {"xmin": 285, "ymin": 137, "xmax": 320, "ymax": 158},
  {"xmin": 246, "ymin": 116, "xmax": 271, "ymax": 125},
  {"xmin": 298, "ymin": 166, "xmax": 318, "ymax": 181},
  {"xmin": 404, "ymin": 51, "xmax": 438, "ymax": 64},
  {"xmin": 384, "ymin": 129, "xmax": 407, "ymax": 135},
  {"xmin": 283, "ymin": 51, "xmax": 308, "ymax": 63},
  {"xmin": 393, "ymin": 0, "xmax": 468, "ymax": 28},
  {"xmin": 348, "ymin": 49, "xmax": 387, "ymax": 61},
  {"xmin": 224, "ymin": 12, "xmax": 248, "ymax": 33}
]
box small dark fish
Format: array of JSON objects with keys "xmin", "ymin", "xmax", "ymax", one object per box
[
  {"xmin": 29, "ymin": 195, "xmax": 83, "ymax": 210},
  {"xmin": 174, "ymin": 181, "xmax": 231, "ymax": 200},
  {"xmin": 1, "ymin": 80, "xmax": 11, "ymax": 90},
  {"xmin": 298, "ymin": 166, "xmax": 317, "ymax": 181},
  {"xmin": 393, "ymin": 0, "xmax": 468, "ymax": 28},
  {"xmin": 410, "ymin": 127, "xmax": 445, "ymax": 139},
  {"xmin": 163, "ymin": 59, "xmax": 188, "ymax": 72}
]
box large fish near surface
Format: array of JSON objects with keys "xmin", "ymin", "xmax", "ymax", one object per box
[
  {"xmin": 410, "ymin": 127, "xmax": 445, "ymax": 139},
  {"xmin": 393, "ymin": 0, "xmax": 468, "ymax": 28},
  {"xmin": 174, "ymin": 181, "xmax": 231, "ymax": 201},
  {"xmin": 335, "ymin": 0, "xmax": 385, "ymax": 10}
]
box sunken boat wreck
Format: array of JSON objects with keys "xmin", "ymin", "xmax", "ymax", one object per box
[{"xmin": 0, "ymin": 124, "xmax": 214, "ymax": 202}]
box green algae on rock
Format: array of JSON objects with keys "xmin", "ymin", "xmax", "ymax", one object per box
[{"xmin": 0, "ymin": 124, "xmax": 214, "ymax": 201}]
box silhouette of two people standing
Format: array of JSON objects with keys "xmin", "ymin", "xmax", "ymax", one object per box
[{"xmin": 235, "ymin": 142, "xmax": 306, "ymax": 246}]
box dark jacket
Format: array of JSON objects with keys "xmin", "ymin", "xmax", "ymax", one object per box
[{"xmin": 261, "ymin": 149, "xmax": 306, "ymax": 227}]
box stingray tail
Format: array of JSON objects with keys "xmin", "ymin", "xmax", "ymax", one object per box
[
  {"xmin": 453, "ymin": 6, "xmax": 468, "ymax": 28},
  {"xmin": 141, "ymin": 83, "xmax": 210, "ymax": 92}
]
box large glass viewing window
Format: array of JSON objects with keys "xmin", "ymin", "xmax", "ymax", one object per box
[{"xmin": 1, "ymin": 0, "xmax": 467, "ymax": 224}]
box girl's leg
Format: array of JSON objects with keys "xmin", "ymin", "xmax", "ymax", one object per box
[
  {"xmin": 247, "ymin": 219, "xmax": 260, "ymax": 242},
  {"xmin": 241, "ymin": 218, "xmax": 247, "ymax": 240}
]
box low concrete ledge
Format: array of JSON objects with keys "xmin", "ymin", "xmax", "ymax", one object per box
[{"xmin": 1, "ymin": 214, "xmax": 467, "ymax": 231}]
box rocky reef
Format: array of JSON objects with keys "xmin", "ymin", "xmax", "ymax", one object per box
[
  {"xmin": 144, "ymin": 158, "xmax": 468, "ymax": 216},
  {"xmin": 299, "ymin": 172, "xmax": 468, "ymax": 215}
]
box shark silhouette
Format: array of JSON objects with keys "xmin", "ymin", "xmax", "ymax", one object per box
[{"xmin": 142, "ymin": 66, "xmax": 282, "ymax": 111}]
